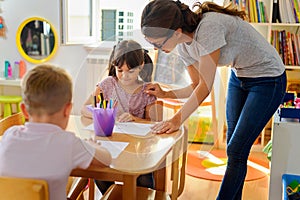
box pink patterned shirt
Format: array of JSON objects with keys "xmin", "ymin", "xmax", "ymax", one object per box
[{"xmin": 98, "ymin": 77, "xmax": 156, "ymax": 118}]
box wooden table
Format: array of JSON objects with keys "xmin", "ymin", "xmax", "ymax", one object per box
[{"xmin": 67, "ymin": 115, "xmax": 185, "ymax": 200}]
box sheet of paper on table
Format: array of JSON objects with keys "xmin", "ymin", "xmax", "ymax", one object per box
[
  {"xmin": 96, "ymin": 140, "xmax": 129, "ymax": 159},
  {"xmin": 84, "ymin": 122, "xmax": 153, "ymax": 136}
]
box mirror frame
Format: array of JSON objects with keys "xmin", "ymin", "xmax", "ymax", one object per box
[{"xmin": 16, "ymin": 17, "xmax": 58, "ymax": 64}]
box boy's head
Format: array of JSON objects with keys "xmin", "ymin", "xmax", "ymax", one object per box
[{"xmin": 21, "ymin": 64, "xmax": 72, "ymax": 117}]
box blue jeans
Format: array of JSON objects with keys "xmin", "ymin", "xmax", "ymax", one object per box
[
  {"xmin": 94, "ymin": 172, "xmax": 154, "ymax": 195},
  {"xmin": 216, "ymin": 70, "xmax": 286, "ymax": 200}
]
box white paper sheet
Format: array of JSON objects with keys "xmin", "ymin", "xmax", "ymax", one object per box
[
  {"xmin": 97, "ymin": 140, "xmax": 129, "ymax": 159},
  {"xmin": 113, "ymin": 122, "xmax": 152, "ymax": 136},
  {"xmin": 84, "ymin": 122, "xmax": 153, "ymax": 136}
]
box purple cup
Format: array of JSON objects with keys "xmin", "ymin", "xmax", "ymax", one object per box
[{"xmin": 93, "ymin": 108, "xmax": 117, "ymax": 137}]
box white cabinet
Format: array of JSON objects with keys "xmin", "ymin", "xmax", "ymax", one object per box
[{"xmin": 269, "ymin": 119, "xmax": 300, "ymax": 200}]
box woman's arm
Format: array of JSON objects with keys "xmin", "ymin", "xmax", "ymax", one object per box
[
  {"xmin": 165, "ymin": 63, "xmax": 201, "ymax": 99},
  {"xmin": 145, "ymin": 63, "xmax": 200, "ymax": 99},
  {"xmin": 151, "ymin": 49, "xmax": 220, "ymax": 133}
]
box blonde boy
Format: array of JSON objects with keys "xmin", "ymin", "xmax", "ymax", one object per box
[{"xmin": 0, "ymin": 64, "xmax": 112, "ymax": 200}]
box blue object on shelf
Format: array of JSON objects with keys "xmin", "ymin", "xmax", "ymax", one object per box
[
  {"xmin": 282, "ymin": 174, "xmax": 300, "ymax": 200},
  {"xmin": 279, "ymin": 108, "xmax": 300, "ymax": 122}
]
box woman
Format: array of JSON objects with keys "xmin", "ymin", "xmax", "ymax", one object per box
[{"xmin": 141, "ymin": 0, "xmax": 286, "ymax": 199}]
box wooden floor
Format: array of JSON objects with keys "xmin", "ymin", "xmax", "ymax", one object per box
[
  {"xmin": 83, "ymin": 143, "xmax": 270, "ymax": 200},
  {"xmin": 177, "ymin": 144, "xmax": 270, "ymax": 200}
]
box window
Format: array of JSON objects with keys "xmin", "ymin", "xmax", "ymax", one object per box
[
  {"xmin": 61, "ymin": 0, "xmax": 150, "ymax": 45},
  {"xmin": 61, "ymin": 0, "xmax": 223, "ymax": 45},
  {"xmin": 101, "ymin": 10, "xmax": 116, "ymax": 41},
  {"xmin": 61, "ymin": 0, "xmax": 98, "ymax": 44}
]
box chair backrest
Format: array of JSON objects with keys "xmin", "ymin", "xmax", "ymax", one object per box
[
  {"xmin": 146, "ymin": 100, "xmax": 164, "ymax": 122},
  {"xmin": 0, "ymin": 176, "xmax": 49, "ymax": 200},
  {"xmin": 0, "ymin": 112, "xmax": 24, "ymax": 136}
]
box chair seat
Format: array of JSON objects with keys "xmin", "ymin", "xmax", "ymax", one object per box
[
  {"xmin": 0, "ymin": 95, "xmax": 22, "ymax": 103},
  {"xmin": 101, "ymin": 184, "xmax": 171, "ymax": 200},
  {"xmin": 0, "ymin": 176, "xmax": 49, "ymax": 200},
  {"xmin": 0, "ymin": 95, "xmax": 22, "ymax": 118}
]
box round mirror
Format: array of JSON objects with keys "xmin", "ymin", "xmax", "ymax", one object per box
[{"xmin": 16, "ymin": 17, "xmax": 58, "ymax": 64}]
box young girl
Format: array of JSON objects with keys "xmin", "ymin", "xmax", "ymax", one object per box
[
  {"xmin": 81, "ymin": 39, "xmax": 162, "ymax": 122},
  {"xmin": 81, "ymin": 40, "xmax": 162, "ymax": 194}
]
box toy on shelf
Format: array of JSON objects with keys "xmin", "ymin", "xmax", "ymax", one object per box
[
  {"xmin": 295, "ymin": 98, "xmax": 300, "ymax": 109},
  {"xmin": 0, "ymin": 16, "xmax": 6, "ymax": 38},
  {"xmin": 282, "ymin": 174, "xmax": 300, "ymax": 200},
  {"xmin": 279, "ymin": 93, "xmax": 300, "ymax": 122}
]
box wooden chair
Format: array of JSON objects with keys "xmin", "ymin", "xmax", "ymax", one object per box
[
  {"xmin": 0, "ymin": 176, "xmax": 49, "ymax": 200},
  {"xmin": 0, "ymin": 112, "xmax": 24, "ymax": 136},
  {"xmin": 67, "ymin": 177, "xmax": 89, "ymax": 200},
  {"xmin": 101, "ymin": 126, "xmax": 188, "ymax": 200}
]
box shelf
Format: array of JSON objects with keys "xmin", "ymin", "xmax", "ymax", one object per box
[
  {"xmin": 271, "ymin": 23, "xmax": 300, "ymax": 27},
  {"xmin": 0, "ymin": 79, "xmax": 21, "ymax": 87},
  {"xmin": 285, "ymin": 66, "xmax": 300, "ymax": 70}
]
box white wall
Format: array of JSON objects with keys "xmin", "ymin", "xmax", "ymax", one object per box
[{"xmin": 0, "ymin": 0, "xmax": 92, "ymax": 114}]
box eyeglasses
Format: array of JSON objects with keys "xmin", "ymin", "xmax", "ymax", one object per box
[{"xmin": 145, "ymin": 32, "xmax": 174, "ymax": 49}]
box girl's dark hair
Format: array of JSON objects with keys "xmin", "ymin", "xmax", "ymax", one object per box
[
  {"xmin": 108, "ymin": 40, "xmax": 153, "ymax": 82},
  {"xmin": 141, "ymin": 0, "xmax": 247, "ymax": 38}
]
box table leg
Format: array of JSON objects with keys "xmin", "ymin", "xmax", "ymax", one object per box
[
  {"xmin": 123, "ymin": 175, "xmax": 137, "ymax": 200},
  {"xmin": 88, "ymin": 178, "xmax": 95, "ymax": 200},
  {"xmin": 154, "ymin": 159, "xmax": 167, "ymax": 191}
]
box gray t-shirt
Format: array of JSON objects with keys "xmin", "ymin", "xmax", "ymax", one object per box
[{"xmin": 177, "ymin": 12, "xmax": 285, "ymax": 78}]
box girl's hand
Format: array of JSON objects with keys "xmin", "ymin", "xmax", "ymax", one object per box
[
  {"xmin": 151, "ymin": 115, "xmax": 181, "ymax": 134},
  {"xmin": 145, "ymin": 83, "xmax": 165, "ymax": 98},
  {"xmin": 117, "ymin": 113, "xmax": 134, "ymax": 122},
  {"xmin": 94, "ymin": 85, "xmax": 102, "ymax": 96}
]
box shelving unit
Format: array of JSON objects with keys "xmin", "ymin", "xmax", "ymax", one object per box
[{"xmin": 223, "ymin": 0, "xmax": 300, "ymax": 151}]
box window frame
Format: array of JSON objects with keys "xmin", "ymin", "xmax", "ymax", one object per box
[{"xmin": 60, "ymin": 0, "xmax": 99, "ymax": 45}]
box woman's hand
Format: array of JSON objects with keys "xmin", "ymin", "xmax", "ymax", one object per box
[
  {"xmin": 117, "ymin": 112, "xmax": 134, "ymax": 122},
  {"xmin": 151, "ymin": 115, "xmax": 181, "ymax": 134},
  {"xmin": 145, "ymin": 83, "xmax": 166, "ymax": 98}
]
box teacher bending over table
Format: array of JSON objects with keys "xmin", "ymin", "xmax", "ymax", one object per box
[{"xmin": 141, "ymin": 0, "xmax": 286, "ymax": 199}]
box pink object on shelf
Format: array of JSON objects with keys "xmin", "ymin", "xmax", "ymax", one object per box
[{"xmin": 295, "ymin": 98, "xmax": 300, "ymax": 109}]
